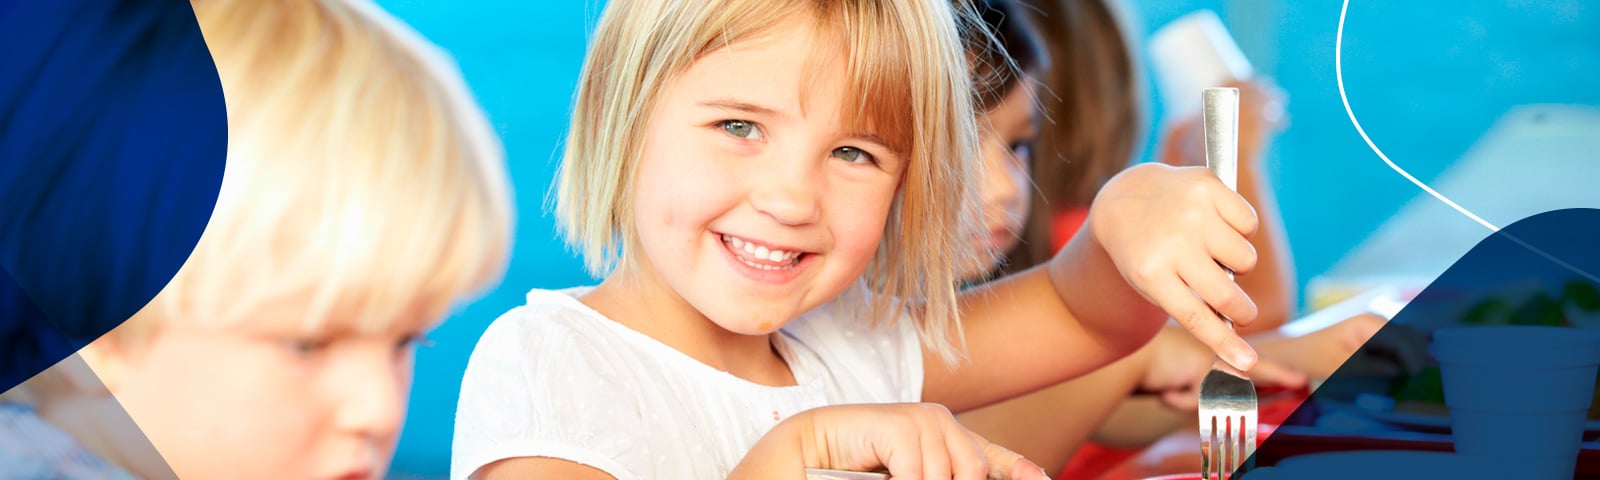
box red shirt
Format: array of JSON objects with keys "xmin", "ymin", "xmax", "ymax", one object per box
[{"xmin": 1050, "ymin": 206, "xmax": 1091, "ymax": 252}]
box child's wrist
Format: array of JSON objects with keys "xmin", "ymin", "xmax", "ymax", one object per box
[
  {"xmin": 789, "ymin": 409, "xmax": 824, "ymax": 468},
  {"xmin": 731, "ymin": 411, "xmax": 813, "ymax": 479}
]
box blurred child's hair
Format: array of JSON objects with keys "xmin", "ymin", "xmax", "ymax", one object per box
[
  {"xmin": 1002, "ymin": 0, "xmax": 1147, "ymax": 274},
  {"xmin": 109, "ymin": 0, "xmax": 514, "ymax": 342},
  {"xmin": 554, "ymin": 0, "xmax": 985, "ymax": 363},
  {"xmin": 968, "ymin": 0, "xmax": 1046, "ymax": 113}
]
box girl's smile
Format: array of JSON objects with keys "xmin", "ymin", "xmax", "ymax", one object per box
[{"xmin": 716, "ymin": 232, "xmax": 817, "ymax": 283}]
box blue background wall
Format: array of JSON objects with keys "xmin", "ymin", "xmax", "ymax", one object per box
[{"xmin": 373, "ymin": 1, "xmax": 1599, "ymax": 476}]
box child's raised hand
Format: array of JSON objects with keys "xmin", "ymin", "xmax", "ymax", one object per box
[
  {"xmin": 1088, "ymin": 162, "xmax": 1260, "ymax": 370},
  {"xmin": 733, "ymin": 403, "xmax": 1051, "ymax": 480}
]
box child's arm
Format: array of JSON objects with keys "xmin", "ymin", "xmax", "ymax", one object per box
[
  {"xmin": 928, "ymin": 163, "xmax": 1260, "ymax": 412},
  {"xmin": 473, "ymin": 404, "xmax": 1049, "ymax": 480},
  {"xmin": 730, "ymin": 403, "xmax": 1048, "ymax": 480},
  {"xmin": 472, "ymin": 458, "xmax": 613, "ymax": 480}
]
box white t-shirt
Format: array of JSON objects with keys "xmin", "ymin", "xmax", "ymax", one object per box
[{"xmin": 451, "ymin": 287, "xmax": 926, "ymax": 480}]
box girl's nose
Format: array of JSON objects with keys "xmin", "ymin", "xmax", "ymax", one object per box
[{"xmin": 748, "ymin": 158, "xmax": 822, "ymax": 226}]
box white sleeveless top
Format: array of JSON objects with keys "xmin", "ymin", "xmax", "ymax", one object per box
[{"xmin": 451, "ymin": 287, "xmax": 925, "ymax": 479}]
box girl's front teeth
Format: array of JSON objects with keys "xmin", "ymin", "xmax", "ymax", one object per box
[{"xmin": 723, "ymin": 234, "xmax": 801, "ymax": 263}]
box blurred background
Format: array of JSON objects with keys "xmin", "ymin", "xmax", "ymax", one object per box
[{"xmin": 372, "ymin": 0, "xmax": 1600, "ymax": 476}]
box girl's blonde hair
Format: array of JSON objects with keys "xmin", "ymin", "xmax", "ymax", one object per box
[
  {"xmin": 112, "ymin": 0, "xmax": 514, "ymax": 341},
  {"xmin": 555, "ymin": 0, "xmax": 985, "ymax": 363}
]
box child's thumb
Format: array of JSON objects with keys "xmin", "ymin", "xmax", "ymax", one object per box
[{"xmin": 979, "ymin": 438, "xmax": 1050, "ymax": 480}]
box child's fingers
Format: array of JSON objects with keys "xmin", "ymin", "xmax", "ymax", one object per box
[
  {"xmin": 1206, "ymin": 220, "xmax": 1258, "ymax": 275},
  {"xmin": 879, "ymin": 452, "xmax": 922, "ymax": 480},
  {"xmin": 1149, "ymin": 276, "xmax": 1257, "ymax": 370},
  {"xmin": 1179, "ymin": 258, "xmax": 1257, "ymax": 328},
  {"xmin": 918, "ymin": 424, "xmax": 956, "ymax": 480},
  {"xmin": 1210, "ymin": 181, "xmax": 1259, "ymax": 237},
  {"xmin": 861, "ymin": 407, "xmax": 928, "ymax": 480},
  {"xmin": 941, "ymin": 425, "xmax": 989, "ymax": 480},
  {"xmin": 970, "ymin": 432, "xmax": 1049, "ymax": 480},
  {"xmin": 921, "ymin": 428, "xmax": 953, "ymax": 476}
]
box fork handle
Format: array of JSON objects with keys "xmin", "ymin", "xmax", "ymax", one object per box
[
  {"xmin": 1203, "ymin": 88, "xmax": 1240, "ymax": 332},
  {"xmin": 1202, "ymin": 87, "xmax": 1239, "ymax": 193}
]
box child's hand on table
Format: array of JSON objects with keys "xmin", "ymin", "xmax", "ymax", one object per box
[
  {"xmin": 1253, "ymin": 312, "xmax": 1388, "ymax": 379},
  {"xmin": 735, "ymin": 403, "xmax": 1051, "ymax": 480}
]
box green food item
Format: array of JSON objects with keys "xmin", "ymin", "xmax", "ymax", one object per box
[
  {"xmin": 1512, "ymin": 293, "xmax": 1566, "ymax": 327},
  {"xmin": 1461, "ymin": 298, "xmax": 1512, "ymax": 325},
  {"xmin": 1565, "ymin": 281, "xmax": 1600, "ymax": 312}
]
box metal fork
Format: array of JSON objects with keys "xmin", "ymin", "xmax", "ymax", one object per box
[
  {"xmin": 1196, "ymin": 86, "xmax": 1257, "ymax": 480},
  {"xmin": 804, "ymin": 469, "xmax": 888, "ymax": 480}
]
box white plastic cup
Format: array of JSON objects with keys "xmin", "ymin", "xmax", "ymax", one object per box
[
  {"xmin": 1430, "ymin": 325, "xmax": 1600, "ymax": 480},
  {"xmin": 1148, "ymin": 10, "xmax": 1254, "ymax": 121}
]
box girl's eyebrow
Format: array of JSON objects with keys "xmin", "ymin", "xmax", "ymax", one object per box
[
  {"xmin": 846, "ymin": 131, "xmax": 901, "ymax": 156},
  {"xmin": 697, "ymin": 98, "xmax": 785, "ymax": 120}
]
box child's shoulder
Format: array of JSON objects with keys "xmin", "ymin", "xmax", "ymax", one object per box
[
  {"xmin": 469, "ymin": 286, "xmax": 666, "ymax": 374},
  {"xmin": 475, "ymin": 287, "xmax": 606, "ymax": 346},
  {"xmin": 463, "ymin": 286, "xmax": 650, "ymax": 394}
]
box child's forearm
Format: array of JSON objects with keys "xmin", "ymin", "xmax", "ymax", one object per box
[{"xmin": 1048, "ymin": 220, "xmax": 1168, "ymax": 357}]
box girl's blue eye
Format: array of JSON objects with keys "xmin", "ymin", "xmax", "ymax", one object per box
[
  {"xmin": 831, "ymin": 146, "xmax": 876, "ymax": 165},
  {"xmin": 1010, "ymin": 142, "xmax": 1033, "ymax": 164},
  {"xmin": 719, "ymin": 120, "xmax": 762, "ymax": 140}
]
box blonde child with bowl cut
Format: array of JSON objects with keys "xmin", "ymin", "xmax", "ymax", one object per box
[
  {"xmin": 454, "ymin": 0, "xmax": 1263, "ymax": 478},
  {"xmin": 79, "ymin": 0, "xmax": 513, "ymax": 478}
]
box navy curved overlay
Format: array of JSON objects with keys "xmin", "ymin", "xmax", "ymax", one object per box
[
  {"xmin": 1250, "ymin": 208, "xmax": 1600, "ymax": 479},
  {"xmin": 0, "ymin": 0, "xmax": 225, "ymax": 392}
]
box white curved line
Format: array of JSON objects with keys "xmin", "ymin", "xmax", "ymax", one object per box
[
  {"xmin": 1336, "ymin": 1, "xmax": 1600, "ymax": 285},
  {"xmin": 1336, "ymin": 0, "xmax": 1499, "ymax": 232}
]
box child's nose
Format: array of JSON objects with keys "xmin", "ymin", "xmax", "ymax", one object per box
[
  {"xmin": 330, "ymin": 353, "xmax": 408, "ymax": 442},
  {"xmin": 982, "ymin": 149, "xmax": 1022, "ymax": 207},
  {"xmin": 748, "ymin": 162, "xmax": 822, "ymax": 225}
]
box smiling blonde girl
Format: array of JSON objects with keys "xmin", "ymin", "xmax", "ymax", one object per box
[{"xmin": 455, "ymin": 1, "xmax": 1262, "ymax": 478}]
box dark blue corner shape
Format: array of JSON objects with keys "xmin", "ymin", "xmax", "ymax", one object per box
[
  {"xmin": 0, "ymin": 0, "xmax": 225, "ymax": 392},
  {"xmin": 1251, "ymin": 208, "xmax": 1600, "ymax": 478}
]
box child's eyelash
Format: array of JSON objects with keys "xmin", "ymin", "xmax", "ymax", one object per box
[
  {"xmin": 714, "ymin": 119, "xmax": 763, "ymax": 140},
  {"xmin": 831, "ymin": 146, "xmax": 879, "ymax": 166}
]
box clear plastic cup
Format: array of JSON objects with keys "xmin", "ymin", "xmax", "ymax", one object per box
[{"xmin": 1148, "ymin": 10, "xmax": 1254, "ymax": 120}]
